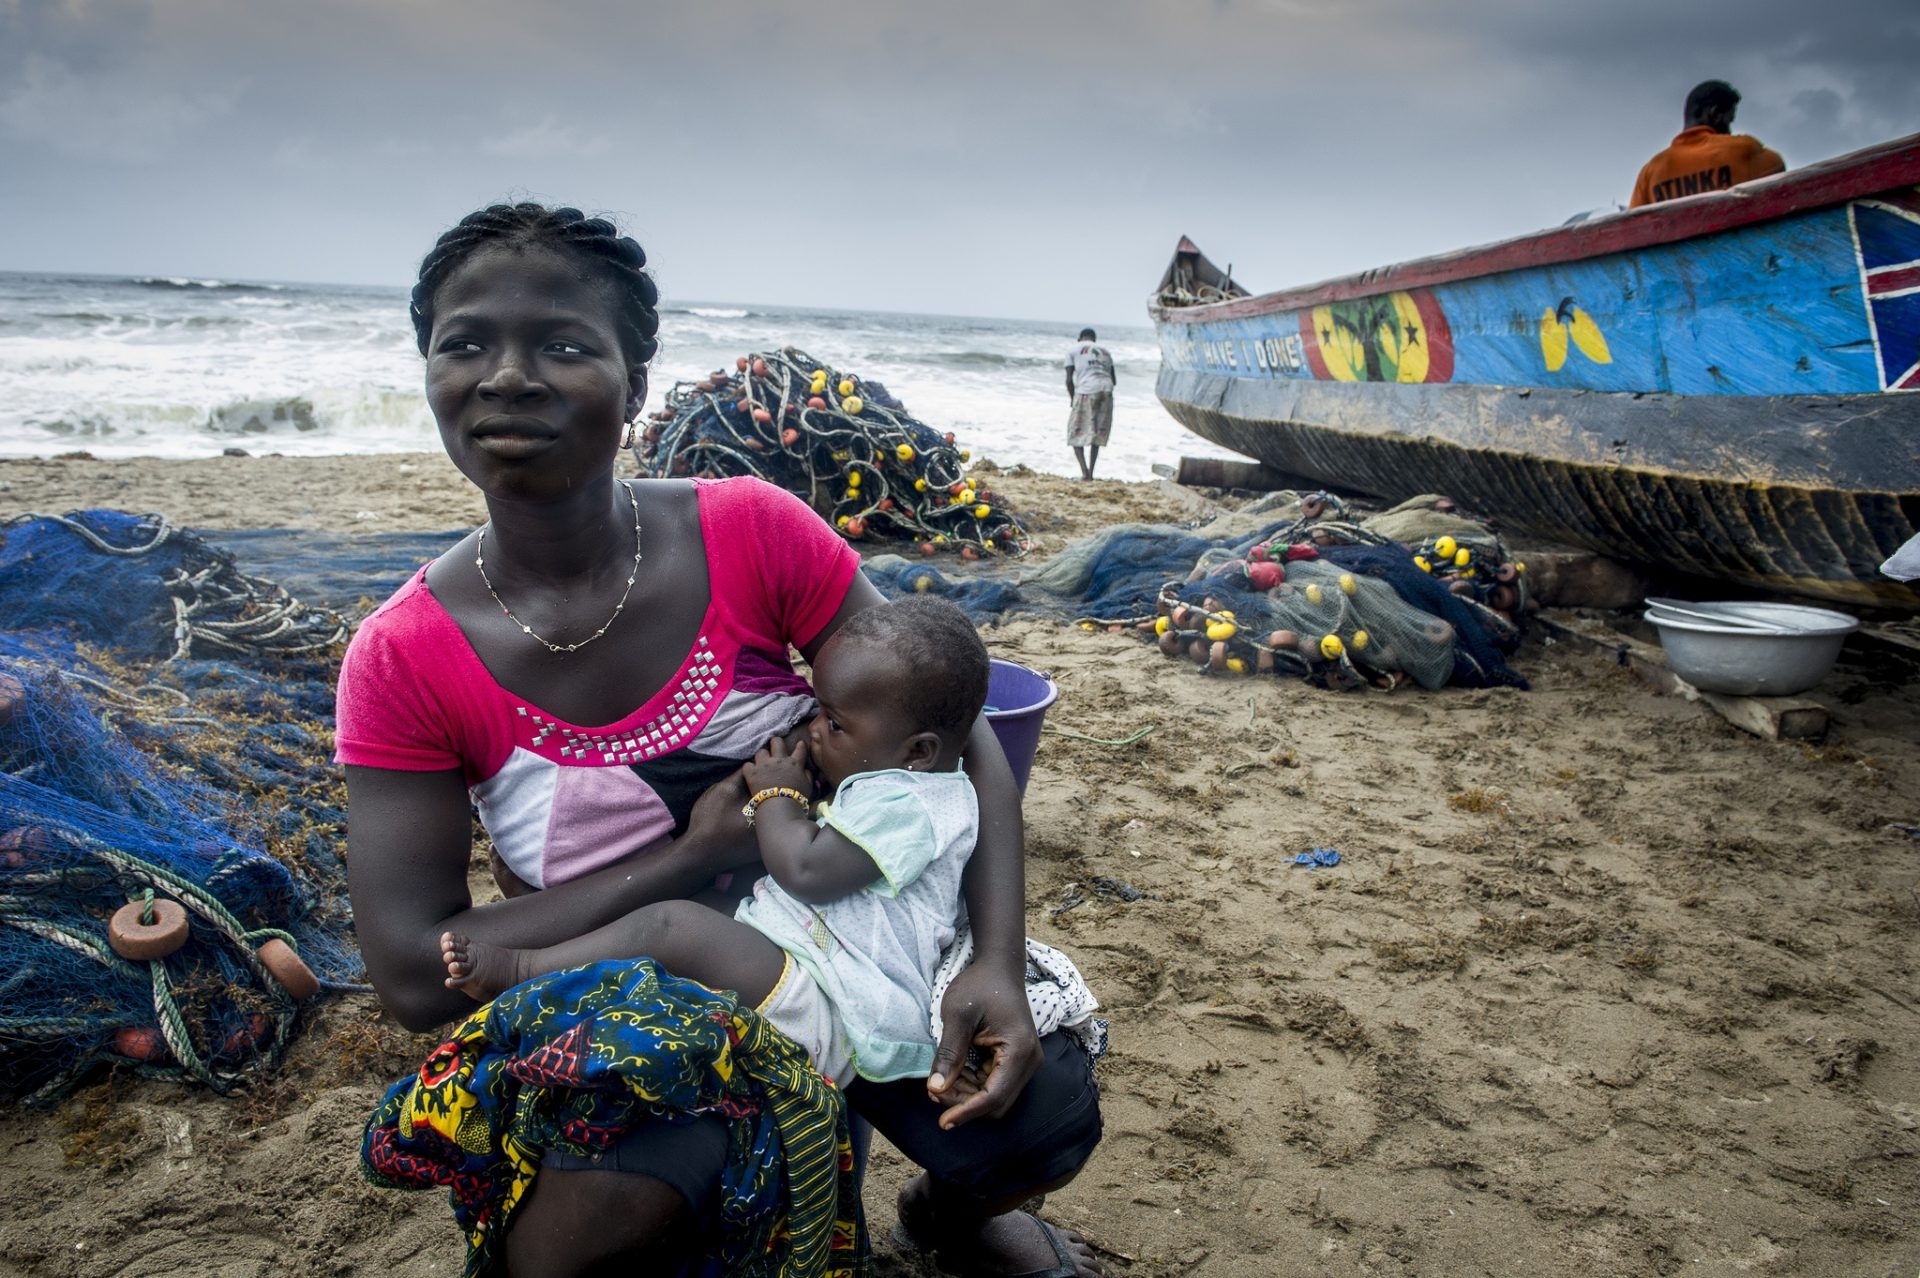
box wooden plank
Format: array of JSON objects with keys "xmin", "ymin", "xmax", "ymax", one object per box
[
  {"xmin": 1152, "ymin": 133, "xmax": 1920, "ymax": 321},
  {"xmin": 1698, "ymin": 692, "xmax": 1831, "ymax": 742},
  {"xmin": 1508, "ymin": 547, "xmax": 1648, "ymax": 610},
  {"xmin": 1173, "ymin": 455, "xmax": 1315, "ymax": 492}
]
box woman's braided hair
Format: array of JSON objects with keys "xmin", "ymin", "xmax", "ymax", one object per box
[{"xmin": 409, "ymin": 203, "xmax": 661, "ymax": 367}]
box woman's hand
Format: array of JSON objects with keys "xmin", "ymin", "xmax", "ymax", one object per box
[
  {"xmin": 926, "ymin": 960, "xmax": 1042, "ymax": 1129},
  {"xmin": 742, "ymin": 735, "xmax": 812, "ymax": 798},
  {"xmin": 682, "ymin": 766, "xmax": 759, "ymax": 874}
]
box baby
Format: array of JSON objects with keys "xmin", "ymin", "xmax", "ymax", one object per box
[{"xmin": 441, "ymin": 594, "xmax": 988, "ymax": 1088}]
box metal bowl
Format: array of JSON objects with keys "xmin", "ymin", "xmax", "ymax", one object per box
[{"xmin": 1645, "ymin": 601, "xmax": 1857, "ymax": 696}]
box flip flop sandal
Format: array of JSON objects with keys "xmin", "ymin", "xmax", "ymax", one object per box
[{"xmin": 890, "ymin": 1210, "xmax": 1081, "ymax": 1278}]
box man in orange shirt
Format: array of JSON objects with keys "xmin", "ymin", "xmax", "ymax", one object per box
[{"xmin": 1630, "ymin": 80, "xmax": 1785, "ymax": 208}]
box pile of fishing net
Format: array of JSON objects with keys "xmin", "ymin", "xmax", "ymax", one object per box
[
  {"xmin": 1137, "ymin": 493, "xmax": 1529, "ymax": 690},
  {"xmin": 867, "ymin": 492, "xmax": 1530, "ymax": 691},
  {"xmin": 633, "ymin": 347, "xmax": 1029, "ymax": 558},
  {"xmin": 0, "ymin": 511, "xmax": 358, "ymax": 1101}
]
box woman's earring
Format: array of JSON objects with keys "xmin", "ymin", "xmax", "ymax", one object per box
[{"xmin": 620, "ymin": 418, "xmax": 637, "ymax": 451}]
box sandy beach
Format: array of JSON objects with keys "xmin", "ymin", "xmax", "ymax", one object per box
[{"xmin": 1, "ymin": 452, "xmax": 1916, "ymax": 1278}]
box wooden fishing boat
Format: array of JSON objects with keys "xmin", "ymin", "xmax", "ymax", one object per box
[{"xmin": 1150, "ymin": 133, "xmax": 1920, "ymax": 609}]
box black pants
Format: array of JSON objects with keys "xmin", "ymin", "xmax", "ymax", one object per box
[
  {"xmin": 544, "ymin": 1031, "xmax": 1103, "ymax": 1216},
  {"xmin": 845, "ymin": 1031, "xmax": 1103, "ymax": 1204}
]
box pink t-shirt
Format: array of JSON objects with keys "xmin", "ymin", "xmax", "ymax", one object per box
[{"xmin": 334, "ymin": 477, "xmax": 860, "ymax": 890}]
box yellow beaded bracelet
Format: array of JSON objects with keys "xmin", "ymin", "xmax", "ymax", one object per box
[{"xmin": 742, "ymin": 786, "xmax": 811, "ymax": 826}]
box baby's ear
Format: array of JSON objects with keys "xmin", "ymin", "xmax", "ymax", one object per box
[{"xmin": 902, "ymin": 732, "xmax": 942, "ymax": 771}]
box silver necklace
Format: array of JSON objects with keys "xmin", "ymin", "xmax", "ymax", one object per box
[{"xmin": 476, "ymin": 482, "xmax": 642, "ymax": 654}]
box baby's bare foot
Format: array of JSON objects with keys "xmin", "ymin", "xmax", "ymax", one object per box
[{"xmin": 440, "ymin": 930, "xmax": 531, "ymax": 1001}]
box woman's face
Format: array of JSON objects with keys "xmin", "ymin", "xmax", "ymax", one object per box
[{"xmin": 424, "ymin": 243, "xmax": 645, "ymax": 499}]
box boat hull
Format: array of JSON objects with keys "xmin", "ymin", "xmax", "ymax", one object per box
[
  {"xmin": 1151, "ymin": 138, "xmax": 1920, "ymax": 608},
  {"xmin": 1157, "ymin": 368, "xmax": 1919, "ymax": 607}
]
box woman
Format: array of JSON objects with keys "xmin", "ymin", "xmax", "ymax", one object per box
[{"xmin": 339, "ymin": 203, "xmax": 1102, "ymax": 1278}]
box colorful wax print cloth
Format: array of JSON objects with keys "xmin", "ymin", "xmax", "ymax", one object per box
[{"xmin": 360, "ymin": 959, "xmax": 868, "ymax": 1278}]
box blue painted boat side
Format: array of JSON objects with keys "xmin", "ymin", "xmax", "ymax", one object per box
[{"xmin": 1157, "ymin": 199, "xmax": 1911, "ymax": 397}]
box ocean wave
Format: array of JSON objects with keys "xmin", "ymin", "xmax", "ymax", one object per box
[
  {"xmin": 669, "ymin": 306, "xmax": 751, "ymax": 319},
  {"xmin": 876, "ymin": 351, "xmax": 1058, "ymax": 369},
  {"xmin": 131, "ymin": 277, "xmax": 288, "ymax": 293},
  {"xmin": 206, "ymin": 396, "xmax": 322, "ymax": 435}
]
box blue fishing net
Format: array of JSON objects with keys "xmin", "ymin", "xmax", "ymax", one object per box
[{"xmin": 0, "ymin": 511, "xmax": 357, "ymax": 1102}]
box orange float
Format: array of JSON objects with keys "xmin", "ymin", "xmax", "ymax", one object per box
[
  {"xmin": 108, "ymin": 898, "xmax": 190, "ymax": 960},
  {"xmin": 221, "ymin": 1011, "xmax": 270, "ymax": 1057},
  {"xmin": 113, "ymin": 1026, "xmax": 167, "ymax": 1062},
  {"xmin": 258, "ymin": 937, "xmax": 319, "ymax": 1001},
  {"xmin": 0, "ymin": 825, "xmax": 60, "ymax": 867}
]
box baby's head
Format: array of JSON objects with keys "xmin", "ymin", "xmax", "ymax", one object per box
[{"xmin": 807, "ymin": 597, "xmax": 990, "ymax": 787}]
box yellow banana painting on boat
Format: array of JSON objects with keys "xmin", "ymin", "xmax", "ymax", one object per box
[{"xmin": 1538, "ymin": 296, "xmax": 1611, "ymax": 371}]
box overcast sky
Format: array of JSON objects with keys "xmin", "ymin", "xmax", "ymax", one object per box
[{"xmin": 3, "ymin": 0, "xmax": 1916, "ymax": 325}]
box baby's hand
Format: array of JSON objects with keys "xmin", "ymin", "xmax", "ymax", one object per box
[{"xmin": 742, "ymin": 735, "xmax": 811, "ymax": 797}]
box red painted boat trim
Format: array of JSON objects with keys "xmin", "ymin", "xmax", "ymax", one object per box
[
  {"xmin": 1867, "ymin": 263, "xmax": 1920, "ymax": 294},
  {"xmin": 1153, "ymin": 132, "xmax": 1920, "ymax": 324}
]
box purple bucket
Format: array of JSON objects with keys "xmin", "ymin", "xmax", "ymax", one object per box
[{"xmin": 984, "ymin": 658, "xmax": 1059, "ymax": 796}]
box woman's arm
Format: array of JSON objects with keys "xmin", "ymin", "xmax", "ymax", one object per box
[
  {"xmin": 798, "ymin": 575, "xmax": 1042, "ymax": 1124},
  {"xmin": 345, "ymin": 763, "xmax": 756, "ymax": 1030},
  {"xmin": 927, "ymin": 713, "xmax": 1042, "ymax": 1126}
]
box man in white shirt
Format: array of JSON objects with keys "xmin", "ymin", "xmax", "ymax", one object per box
[{"xmin": 1063, "ymin": 327, "xmax": 1116, "ymax": 480}]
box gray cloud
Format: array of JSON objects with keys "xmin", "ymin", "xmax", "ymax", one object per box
[{"xmin": 1, "ymin": 0, "xmax": 1914, "ymax": 323}]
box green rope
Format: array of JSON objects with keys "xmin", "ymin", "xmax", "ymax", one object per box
[
  {"xmin": 0, "ymin": 914, "xmax": 144, "ymax": 981},
  {"xmin": 4, "ymin": 832, "xmax": 309, "ymax": 1091},
  {"xmin": 149, "ymin": 960, "xmax": 231, "ymax": 1091}
]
